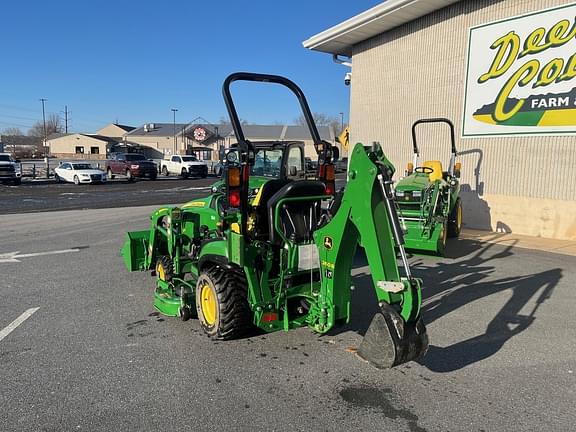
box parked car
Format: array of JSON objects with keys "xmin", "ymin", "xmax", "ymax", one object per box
[
  {"xmin": 160, "ymin": 155, "xmax": 208, "ymax": 178},
  {"xmin": 305, "ymin": 157, "xmax": 317, "ymax": 172},
  {"xmin": 335, "ymin": 157, "xmax": 348, "ymax": 173},
  {"xmin": 0, "ymin": 153, "xmax": 22, "ymax": 185},
  {"xmin": 105, "ymin": 153, "xmax": 157, "ymax": 181},
  {"xmin": 54, "ymin": 162, "xmax": 107, "ymax": 185}
]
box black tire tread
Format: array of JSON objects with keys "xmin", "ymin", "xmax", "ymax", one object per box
[
  {"xmin": 447, "ymin": 198, "xmax": 462, "ymax": 238},
  {"xmin": 202, "ymin": 266, "xmax": 252, "ymax": 340}
]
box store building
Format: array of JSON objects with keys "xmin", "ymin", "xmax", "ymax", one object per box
[
  {"xmin": 304, "ymin": 0, "xmax": 576, "ymax": 240},
  {"xmin": 124, "ymin": 122, "xmax": 337, "ymax": 161}
]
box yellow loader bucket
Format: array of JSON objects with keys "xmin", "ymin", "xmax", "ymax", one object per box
[{"xmin": 120, "ymin": 230, "xmax": 150, "ymax": 272}]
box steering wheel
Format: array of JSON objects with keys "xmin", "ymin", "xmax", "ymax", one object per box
[{"xmin": 414, "ymin": 166, "xmax": 434, "ymax": 174}]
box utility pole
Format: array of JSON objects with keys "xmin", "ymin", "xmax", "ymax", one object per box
[
  {"xmin": 40, "ymin": 98, "xmax": 49, "ymax": 178},
  {"xmin": 64, "ymin": 105, "xmax": 69, "ymax": 133},
  {"xmin": 171, "ymin": 108, "xmax": 178, "ymax": 155}
]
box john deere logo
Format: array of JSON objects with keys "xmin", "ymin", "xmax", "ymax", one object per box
[{"xmin": 323, "ymin": 236, "xmax": 333, "ymax": 250}]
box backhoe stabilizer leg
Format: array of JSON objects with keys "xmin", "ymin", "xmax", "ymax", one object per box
[{"xmin": 357, "ymin": 303, "xmax": 428, "ymax": 369}]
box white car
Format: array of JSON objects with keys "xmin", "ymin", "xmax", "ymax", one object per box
[{"xmin": 54, "ymin": 162, "xmax": 107, "ymax": 185}]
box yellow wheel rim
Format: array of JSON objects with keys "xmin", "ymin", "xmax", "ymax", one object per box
[
  {"xmin": 457, "ymin": 203, "xmax": 462, "ymax": 229},
  {"xmin": 156, "ymin": 262, "xmax": 166, "ymax": 281},
  {"xmin": 200, "ymin": 283, "xmax": 217, "ymax": 326}
]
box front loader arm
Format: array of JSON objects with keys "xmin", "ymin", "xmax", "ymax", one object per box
[{"xmin": 313, "ymin": 142, "xmax": 428, "ymax": 368}]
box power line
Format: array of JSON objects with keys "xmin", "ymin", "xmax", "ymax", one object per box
[
  {"xmin": 0, "ymin": 120, "xmax": 35, "ymax": 128},
  {"xmin": 0, "ymin": 113, "xmax": 39, "ymax": 122}
]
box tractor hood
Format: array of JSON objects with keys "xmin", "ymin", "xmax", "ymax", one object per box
[{"xmin": 395, "ymin": 173, "xmax": 431, "ymax": 192}]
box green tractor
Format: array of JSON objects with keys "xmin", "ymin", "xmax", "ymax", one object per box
[
  {"xmin": 121, "ymin": 72, "xmax": 428, "ymax": 368},
  {"xmin": 394, "ymin": 118, "xmax": 463, "ymax": 255}
]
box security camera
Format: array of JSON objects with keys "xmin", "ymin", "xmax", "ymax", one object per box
[{"xmin": 344, "ymin": 72, "xmax": 352, "ymax": 86}]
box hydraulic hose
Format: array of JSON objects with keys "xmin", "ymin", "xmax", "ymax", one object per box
[{"xmin": 375, "ymin": 162, "xmax": 413, "ymax": 280}]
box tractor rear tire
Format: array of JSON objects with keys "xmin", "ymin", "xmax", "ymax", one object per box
[
  {"xmin": 196, "ymin": 266, "xmax": 252, "ymax": 340},
  {"xmin": 448, "ymin": 198, "xmax": 463, "ymax": 238}
]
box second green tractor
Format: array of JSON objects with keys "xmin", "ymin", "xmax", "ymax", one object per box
[{"xmin": 394, "ymin": 118, "xmax": 463, "ymax": 255}]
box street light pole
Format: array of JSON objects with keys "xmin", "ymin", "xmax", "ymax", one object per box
[
  {"xmin": 171, "ymin": 108, "xmax": 178, "ymax": 155},
  {"xmin": 40, "ymin": 98, "xmax": 48, "ymax": 178}
]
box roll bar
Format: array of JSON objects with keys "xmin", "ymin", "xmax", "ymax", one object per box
[
  {"xmin": 411, "ymin": 118, "xmax": 458, "ymax": 175},
  {"xmin": 222, "ymin": 72, "xmax": 324, "ymax": 158}
]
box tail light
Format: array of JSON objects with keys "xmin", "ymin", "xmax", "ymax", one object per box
[
  {"xmin": 227, "ymin": 166, "xmax": 241, "ymax": 207},
  {"xmin": 319, "ymin": 163, "xmax": 335, "ymax": 196},
  {"xmin": 454, "ymin": 161, "xmax": 462, "ymax": 177}
]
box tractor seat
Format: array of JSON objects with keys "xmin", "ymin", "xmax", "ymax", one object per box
[
  {"xmin": 267, "ymin": 180, "xmax": 326, "ymax": 244},
  {"xmin": 422, "ymin": 160, "xmax": 443, "ymax": 182},
  {"xmin": 251, "ymin": 179, "xmax": 291, "ymax": 239}
]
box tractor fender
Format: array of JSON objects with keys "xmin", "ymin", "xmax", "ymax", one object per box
[{"xmin": 198, "ymin": 239, "xmax": 231, "ymax": 272}]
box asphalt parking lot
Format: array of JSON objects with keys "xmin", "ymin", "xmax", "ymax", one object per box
[
  {"xmin": 0, "ymin": 177, "xmax": 216, "ymax": 214},
  {"xmin": 0, "ymin": 196, "xmax": 574, "ymax": 431}
]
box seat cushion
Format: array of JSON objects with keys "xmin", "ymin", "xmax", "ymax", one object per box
[{"xmin": 423, "ymin": 160, "xmax": 443, "ymax": 182}]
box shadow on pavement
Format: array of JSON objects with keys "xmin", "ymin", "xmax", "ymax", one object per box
[{"xmin": 342, "ymin": 239, "xmax": 561, "ymax": 372}]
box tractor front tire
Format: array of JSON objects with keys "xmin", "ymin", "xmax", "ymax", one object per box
[
  {"xmin": 448, "ymin": 198, "xmax": 463, "ymax": 238},
  {"xmin": 196, "ymin": 267, "xmax": 251, "ymax": 340},
  {"xmin": 155, "ymin": 256, "xmax": 174, "ymax": 282}
]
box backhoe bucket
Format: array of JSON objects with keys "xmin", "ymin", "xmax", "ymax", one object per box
[
  {"xmin": 121, "ymin": 230, "xmax": 150, "ymax": 272},
  {"xmin": 357, "ymin": 303, "xmax": 428, "ymax": 369}
]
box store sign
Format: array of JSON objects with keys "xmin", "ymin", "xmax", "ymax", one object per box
[
  {"xmin": 463, "ymin": 3, "xmax": 576, "ymax": 137},
  {"xmin": 193, "ymin": 127, "xmax": 207, "ymax": 142}
]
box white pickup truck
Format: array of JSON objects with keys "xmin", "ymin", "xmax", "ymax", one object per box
[
  {"xmin": 0, "ymin": 153, "xmax": 22, "ymax": 185},
  {"xmin": 160, "ymin": 155, "xmax": 208, "ymax": 178}
]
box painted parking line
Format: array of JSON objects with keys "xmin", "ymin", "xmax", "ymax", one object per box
[
  {"xmin": 0, "ymin": 307, "xmax": 40, "ymax": 342},
  {"xmin": 0, "ymin": 248, "xmax": 81, "ymax": 263}
]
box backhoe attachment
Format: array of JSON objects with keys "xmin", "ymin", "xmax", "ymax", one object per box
[
  {"xmin": 314, "ymin": 142, "xmax": 428, "ymax": 368},
  {"xmin": 358, "ymin": 303, "xmax": 428, "ymax": 368}
]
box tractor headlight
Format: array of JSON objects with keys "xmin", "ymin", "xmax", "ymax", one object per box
[
  {"xmin": 412, "ymin": 191, "xmax": 422, "ymax": 197},
  {"xmin": 395, "ymin": 191, "xmax": 405, "ymax": 197}
]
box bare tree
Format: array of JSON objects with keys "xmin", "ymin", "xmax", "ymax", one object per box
[
  {"xmin": 2, "ymin": 127, "xmax": 23, "ymax": 136},
  {"xmin": 28, "ymin": 113, "xmax": 63, "ymax": 138},
  {"xmin": 218, "ymin": 116, "xmax": 251, "ymax": 126},
  {"xmin": 295, "ymin": 112, "xmax": 341, "ymax": 133}
]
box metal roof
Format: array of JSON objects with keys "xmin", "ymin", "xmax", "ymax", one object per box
[
  {"xmin": 128, "ymin": 122, "xmax": 334, "ymax": 141},
  {"xmin": 127, "ymin": 123, "xmax": 189, "ymax": 137},
  {"xmin": 283, "ymin": 125, "xmax": 332, "ymax": 140},
  {"xmin": 303, "ymin": 0, "xmax": 462, "ymax": 56}
]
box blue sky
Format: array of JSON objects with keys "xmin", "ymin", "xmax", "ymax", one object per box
[{"xmin": 0, "ymin": 1, "xmax": 380, "ymax": 133}]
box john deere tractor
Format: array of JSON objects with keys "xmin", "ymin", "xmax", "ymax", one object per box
[
  {"xmin": 394, "ymin": 118, "xmax": 463, "ymax": 255},
  {"xmin": 121, "ymin": 73, "xmax": 428, "ymax": 368}
]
